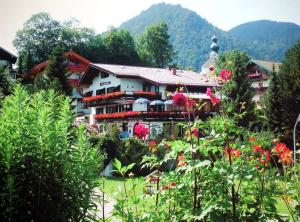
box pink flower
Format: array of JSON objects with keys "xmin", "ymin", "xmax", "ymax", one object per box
[
  {"xmin": 133, "ymin": 123, "xmax": 149, "ymax": 139},
  {"xmin": 210, "ymin": 95, "xmax": 220, "ymax": 105},
  {"xmin": 192, "ymin": 128, "xmax": 199, "ymax": 137},
  {"xmin": 206, "ymin": 87, "xmax": 220, "ymax": 105},
  {"xmin": 206, "ymin": 88, "xmax": 212, "ymax": 97},
  {"xmin": 173, "ymin": 93, "xmax": 188, "ymax": 106},
  {"xmin": 219, "ymin": 69, "xmax": 232, "ymax": 81}
]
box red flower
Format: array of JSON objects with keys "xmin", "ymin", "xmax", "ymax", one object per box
[
  {"xmin": 170, "ymin": 181, "xmax": 176, "ymax": 188},
  {"xmin": 187, "ymin": 98, "xmax": 196, "ymax": 108},
  {"xmin": 219, "ymin": 69, "xmax": 232, "ymax": 81},
  {"xmin": 274, "ymin": 143, "xmax": 289, "ymax": 155},
  {"xmin": 173, "ymin": 93, "xmax": 188, "ymax": 106},
  {"xmin": 209, "ymin": 66, "xmax": 215, "ymax": 72},
  {"xmin": 225, "ymin": 146, "xmax": 241, "ymax": 159},
  {"xmin": 148, "ymin": 140, "xmax": 157, "ymax": 152},
  {"xmin": 253, "ymin": 145, "xmax": 262, "ymax": 153},
  {"xmin": 210, "ymin": 95, "xmax": 220, "ymax": 105},
  {"xmin": 259, "ymin": 150, "xmax": 271, "ymax": 165},
  {"xmin": 280, "ymin": 152, "xmax": 293, "ymax": 165},
  {"xmin": 273, "ymin": 143, "xmax": 293, "ymax": 165},
  {"xmin": 192, "ymin": 128, "xmax": 199, "ymax": 137},
  {"xmin": 133, "ymin": 123, "xmax": 149, "ymax": 139}
]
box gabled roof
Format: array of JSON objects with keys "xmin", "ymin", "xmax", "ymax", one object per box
[
  {"xmin": 80, "ymin": 63, "xmax": 219, "ymax": 87},
  {"xmin": 0, "ymin": 47, "xmax": 17, "ymax": 64},
  {"xmin": 24, "ymin": 50, "xmax": 91, "ymax": 79},
  {"xmin": 250, "ymin": 59, "xmax": 281, "ymax": 73}
]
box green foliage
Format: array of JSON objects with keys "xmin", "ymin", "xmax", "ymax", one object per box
[
  {"xmin": 137, "ymin": 22, "xmax": 174, "ymax": 67},
  {"xmin": 103, "ymin": 28, "xmax": 141, "ymax": 65},
  {"xmin": 0, "ymin": 66, "xmax": 15, "ymax": 104},
  {"xmin": 263, "ymin": 68, "xmax": 284, "ymax": 132},
  {"xmin": 96, "ymin": 126, "xmax": 149, "ymax": 176},
  {"xmin": 0, "ymin": 85, "xmax": 103, "ymax": 221},
  {"xmin": 13, "ymin": 13, "xmax": 62, "ymax": 65},
  {"xmin": 35, "ymin": 44, "xmax": 72, "ymax": 95},
  {"xmin": 113, "ymin": 116, "xmax": 299, "ymax": 221},
  {"xmin": 216, "ymin": 51, "xmax": 256, "ymax": 127},
  {"xmin": 276, "ymin": 41, "xmax": 300, "ymax": 134}
]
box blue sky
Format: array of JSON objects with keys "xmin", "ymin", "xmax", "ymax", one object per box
[{"xmin": 1, "ymin": 0, "xmax": 300, "ymax": 54}]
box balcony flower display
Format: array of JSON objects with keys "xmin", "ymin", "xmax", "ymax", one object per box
[
  {"xmin": 83, "ymin": 91, "xmax": 125, "ymax": 103},
  {"xmin": 95, "ymin": 111, "xmax": 141, "ymax": 120},
  {"xmin": 133, "ymin": 91, "xmax": 158, "ymax": 97}
]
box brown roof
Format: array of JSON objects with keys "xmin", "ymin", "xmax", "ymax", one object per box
[
  {"xmin": 251, "ymin": 59, "xmax": 281, "ymax": 73},
  {"xmin": 80, "ymin": 63, "xmax": 219, "ymax": 87},
  {"xmin": 24, "ymin": 50, "xmax": 91, "ymax": 79}
]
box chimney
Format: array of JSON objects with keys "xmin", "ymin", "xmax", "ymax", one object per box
[{"xmin": 172, "ymin": 67, "xmax": 176, "ymax": 75}]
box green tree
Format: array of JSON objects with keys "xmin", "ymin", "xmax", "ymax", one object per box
[
  {"xmin": 0, "ymin": 85, "xmax": 103, "ymax": 221},
  {"xmin": 40, "ymin": 44, "xmax": 72, "ymax": 95},
  {"xmin": 137, "ymin": 22, "xmax": 175, "ymax": 68},
  {"xmin": 275, "ymin": 41, "xmax": 300, "ymax": 135},
  {"xmin": 103, "ymin": 28, "xmax": 140, "ymax": 65},
  {"xmin": 13, "ymin": 13, "xmax": 96, "ymax": 66},
  {"xmin": 216, "ymin": 51, "xmax": 256, "ymax": 127},
  {"xmin": 0, "ymin": 66, "xmax": 15, "ymax": 103},
  {"xmin": 13, "ymin": 13, "xmax": 62, "ymax": 65},
  {"xmin": 263, "ymin": 67, "xmax": 284, "ymax": 132}
]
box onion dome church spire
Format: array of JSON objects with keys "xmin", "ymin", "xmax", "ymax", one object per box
[{"xmin": 210, "ymin": 35, "xmax": 219, "ymax": 56}]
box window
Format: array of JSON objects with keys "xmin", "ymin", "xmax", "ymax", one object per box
[
  {"xmin": 96, "ymin": 88, "xmax": 105, "ymax": 95},
  {"xmin": 84, "ymin": 91, "xmax": 93, "ymax": 97},
  {"xmin": 100, "ymin": 72, "xmax": 109, "ymax": 79},
  {"xmin": 122, "ymin": 104, "xmax": 132, "ymax": 112},
  {"xmin": 0, "ymin": 60, "xmax": 8, "ymax": 66},
  {"xmin": 155, "ymin": 85, "xmax": 159, "ymax": 92},
  {"xmin": 107, "ymin": 87, "xmax": 115, "ymax": 93},
  {"xmin": 96, "ymin": 107, "xmax": 104, "ymax": 114},
  {"xmin": 106, "ymin": 106, "xmax": 117, "ymax": 114}
]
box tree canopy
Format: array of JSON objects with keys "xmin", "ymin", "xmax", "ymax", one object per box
[
  {"xmin": 137, "ymin": 22, "xmax": 174, "ymax": 68},
  {"xmin": 216, "ymin": 51, "xmax": 256, "ymax": 127},
  {"xmin": 265, "ymin": 41, "xmax": 300, "ymax": 135}
]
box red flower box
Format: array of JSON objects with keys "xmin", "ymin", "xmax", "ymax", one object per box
[
  {"xmin": 83, "ymin": 91, "xmax": 125, "ymax": 103},
  {"xmin": 133, "ymin": 91, "xmax": 158, "ymax": 97}
]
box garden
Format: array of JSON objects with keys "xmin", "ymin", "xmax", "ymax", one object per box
[{"xmin": 0, "ymin": 48, "xmax": 300, "ymax": 222}]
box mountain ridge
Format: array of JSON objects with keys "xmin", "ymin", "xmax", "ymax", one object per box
[{"xmin": 120, "ymin": 3, "xmax": 300, "ymax": 70}]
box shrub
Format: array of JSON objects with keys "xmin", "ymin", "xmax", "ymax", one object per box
[{"xmin": 0, "ymin": 85, "xmax": 103, "ymax": 221}]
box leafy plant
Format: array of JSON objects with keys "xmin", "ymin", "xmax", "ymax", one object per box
[{"xmin": 0, "ymin": 85, "xmax": 103, "ymax": 221}]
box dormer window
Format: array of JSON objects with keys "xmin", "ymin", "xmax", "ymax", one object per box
[{"xmin": 100, "ymin": 72, "xmax": 109, "ymax": 79}]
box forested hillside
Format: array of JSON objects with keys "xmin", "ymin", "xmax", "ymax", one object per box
[{"xmin": 121, "ymin": 3, "xmax": 300, "ymax": 70}]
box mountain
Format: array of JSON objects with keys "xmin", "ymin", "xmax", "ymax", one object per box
[
  {"xmin": 229, "ymin": 20, "xmax": 300, "ymax": 62},
  {"xmin": 120, "ymin": 3, "xmax": 300, "ymax": 70}
]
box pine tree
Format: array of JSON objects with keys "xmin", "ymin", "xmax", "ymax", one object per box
[
  {"xmin": 263, "ymin": 67, "xmax": 284, "ymax": 132},
  {"xmin": 216, "ymin": 51, "xmax": 256, "ymax": 127},
  {"xmin": 43, "ymin": 44, "xmax": 72, "ymax": 95},
  {"xmin": 276, "ymin": 41, "xmax": 300, "ymax": 135}
]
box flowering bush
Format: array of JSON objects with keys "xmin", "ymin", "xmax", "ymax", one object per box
[
  {"xmin": 219, "ymin": 68, "xmax": 232, "ymax": 81},
  {"xmin": 133, "ymin": 123, "xmax": 149, "ymax": 139},
  {"xmin": 112, "ymin": 66, "xmax": 299, "ymax": 222},
  {"xmin": 173, "ymin": 93, "xmax": 188, "ymax": 106},
  {"xmin": 206, "ymin": 87, "xmax": 220, "ymax": 105}
]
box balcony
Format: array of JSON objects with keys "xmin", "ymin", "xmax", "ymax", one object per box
[
  {"xmin": 94, "ymin": 110, "xmax": 210, "ymax": 121},
  {"xmin": 83, "ymin": 91, "xmax": 162, "ymax": 107}
]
